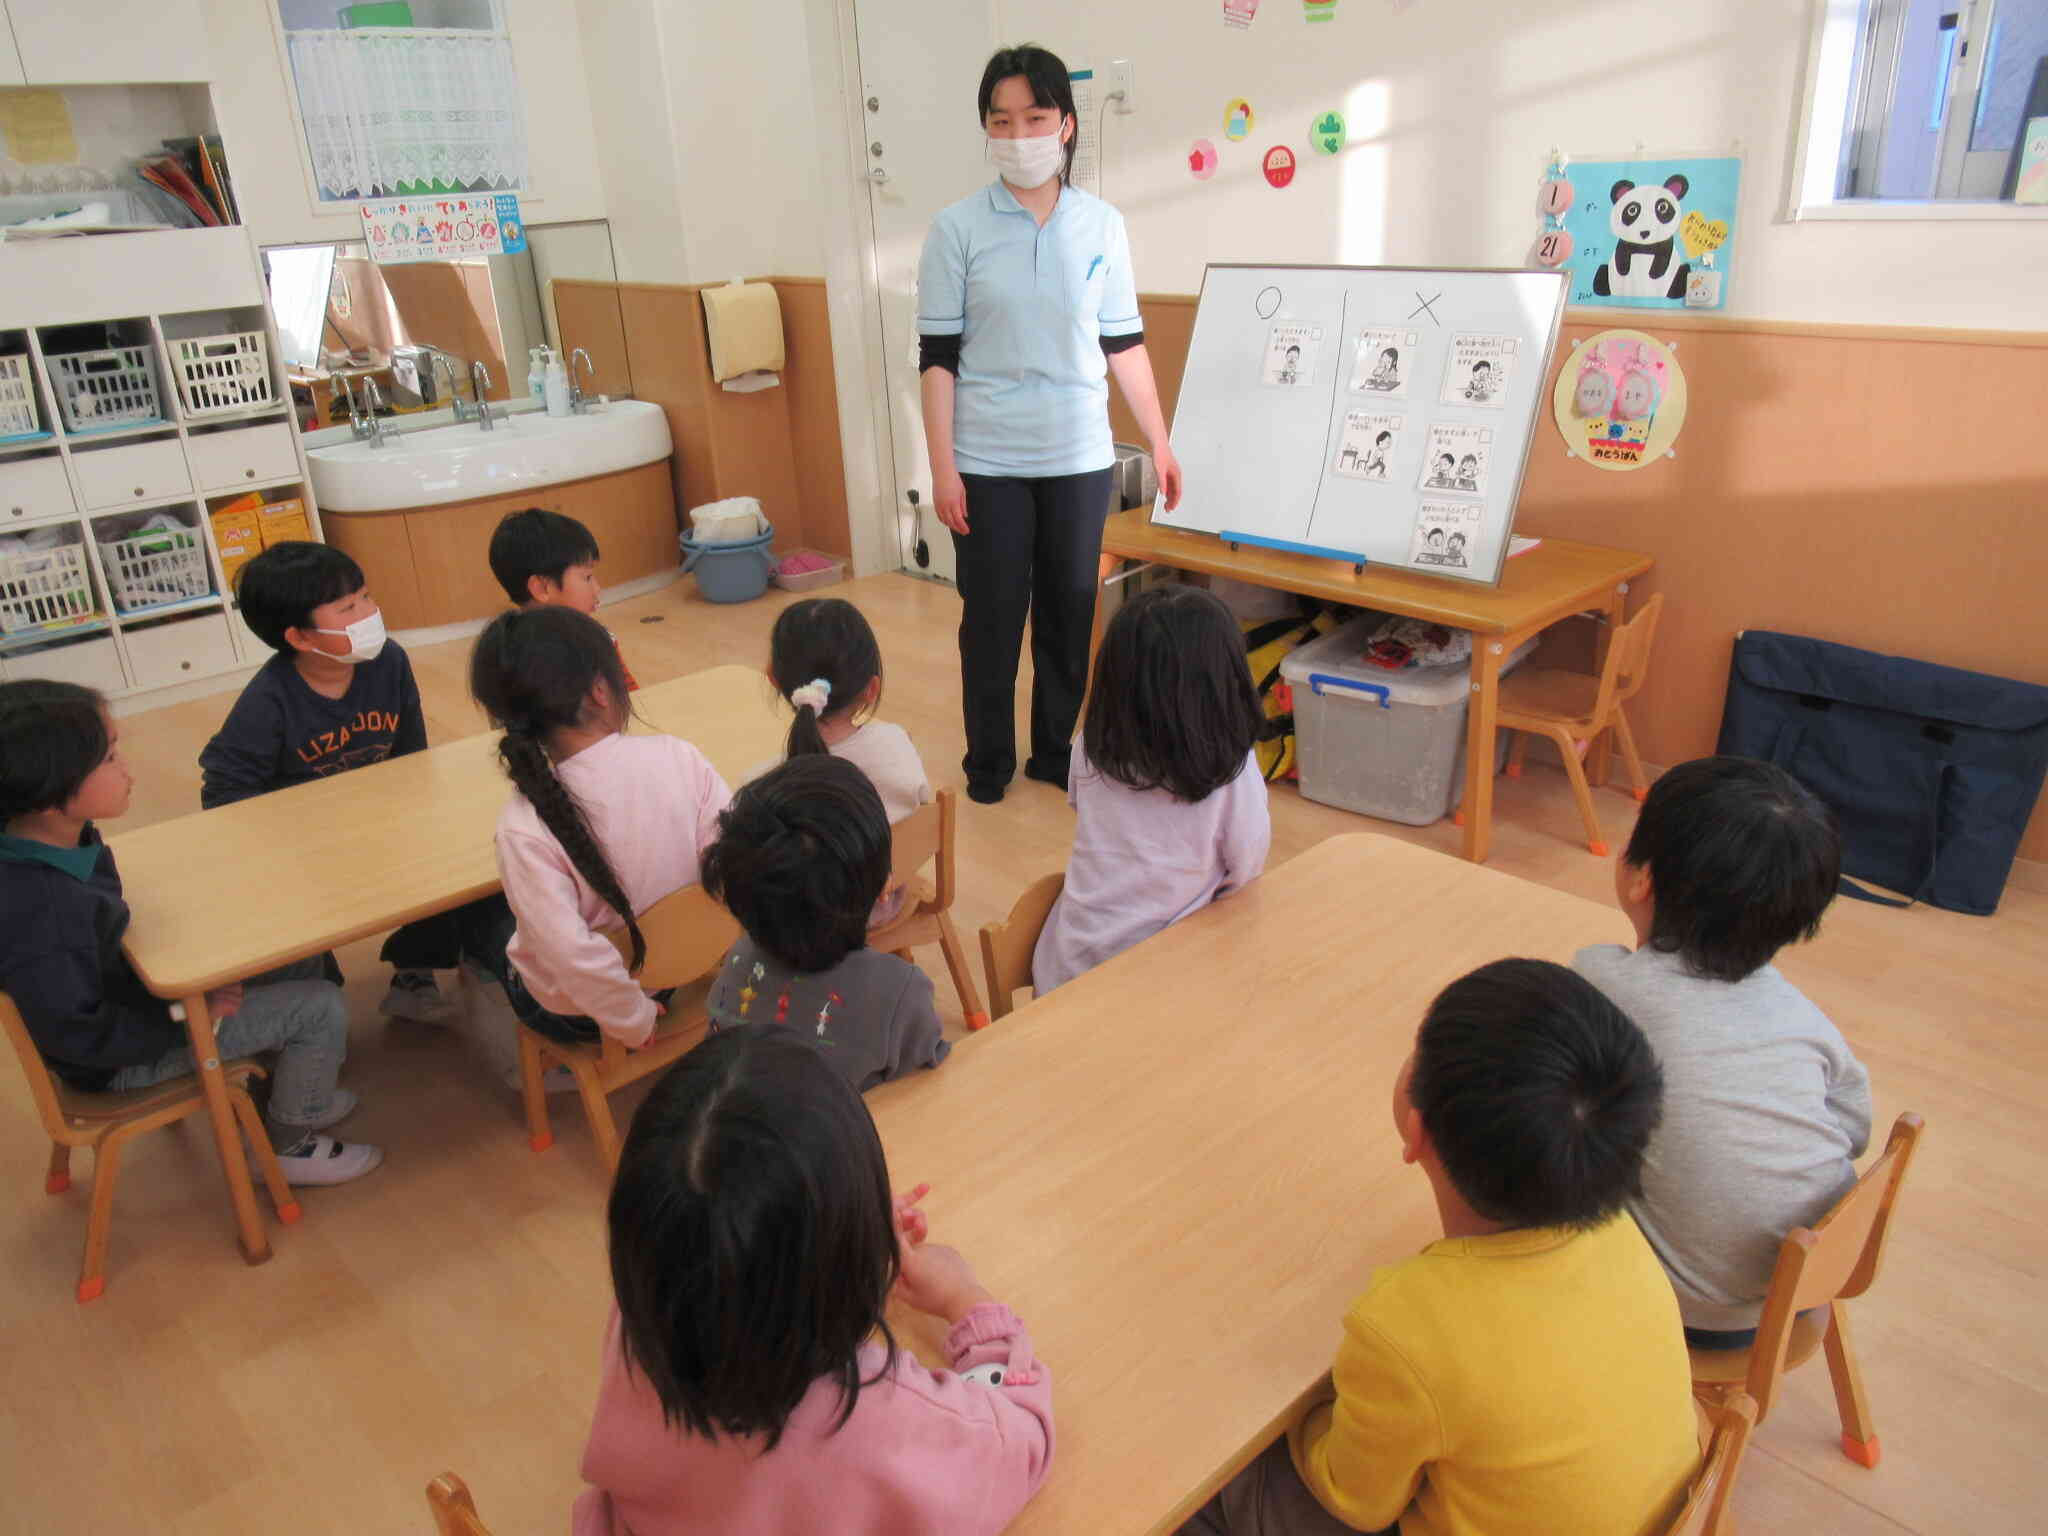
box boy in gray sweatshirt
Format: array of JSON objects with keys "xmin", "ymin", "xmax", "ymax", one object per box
[{"xmin": 1574, "ymin": 756, "xmax": 1871, "ymax": 1345}]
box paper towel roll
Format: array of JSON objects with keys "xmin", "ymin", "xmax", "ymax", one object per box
[{"xmin": 701, "ymin": 281, "xmax": 786, "ymax": 383}]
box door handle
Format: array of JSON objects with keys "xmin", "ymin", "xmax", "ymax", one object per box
[{"xmin": 865, "ymin": 168, "xmax": 891, "ymax": 184}]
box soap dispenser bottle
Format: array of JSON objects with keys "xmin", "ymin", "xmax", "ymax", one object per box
[
  {"xmin": 527, "ymin": 347, "xmax": 547, "ymax": 401},
  {"xmin": 543, "ymin": 352, "xmax": 571, "ymax": 417}
]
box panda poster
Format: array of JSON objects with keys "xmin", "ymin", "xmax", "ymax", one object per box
[{"xmin": 1558, "ymin": 156, "xmax": 1741, "ymax": 312}]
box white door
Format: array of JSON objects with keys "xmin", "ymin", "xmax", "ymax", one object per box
[
  {"xmin": 8, "ymin": 0, "xmax": 210, "ymax": 84},
  {"xmin": 849, "ymin": 0, "xmax": 1000, "ymax": 584}
]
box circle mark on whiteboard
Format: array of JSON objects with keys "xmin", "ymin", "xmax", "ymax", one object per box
[{"xmin": 1254, "ymin": 286, "xmax": 1283, "ymax": 319}]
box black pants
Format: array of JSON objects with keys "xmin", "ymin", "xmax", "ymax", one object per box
[
  {"xmin": 952, "ymin": 467, "xmax": 1114, "ymax": 788},
  {"xmin": 378, "ymin": 893, "xmax": 515, "ymax": 975}
]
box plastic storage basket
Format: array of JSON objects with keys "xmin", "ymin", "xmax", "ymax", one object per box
[
  {"xmin": 0, "ymin": 542, "xmax": 96, "ymax": 636},
  {"xmin": 101, "ymin": 524, "xmax": 211, "ymax": 614},
  {"xmin": 0, "ymin": 354, "xmax": 41, "ymax": 438},
  {"xmin": 1279, "ymin": 614, "xmax": 1537, "ymax": 826},
  {"xmin": 50, "ymin": 346, "xmax": 163, "ymax": 431},
  {"xmin": 172, "ymin": 331, "xmax": 276, "ymax": 419}
]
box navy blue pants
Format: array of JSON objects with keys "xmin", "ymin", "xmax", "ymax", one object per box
[{"xmin": 952, "ymin": 467, "xmax": 1114, "ymax": 789}]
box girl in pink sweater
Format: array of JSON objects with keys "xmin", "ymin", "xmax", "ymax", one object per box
[
  {"xmin": 471, "ymin": 607, "xmax": 731, "ymax": 1049},
  {"xmin": 575, "ymin": 1028, "xmax": 1055, "ymax": 1535}
]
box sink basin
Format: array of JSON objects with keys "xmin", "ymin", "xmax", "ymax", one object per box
[{"xmin": 308, "ymin": 400, "xmax": 672, "ymax": 512}]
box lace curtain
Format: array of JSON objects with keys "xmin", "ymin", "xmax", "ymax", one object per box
[{"xmin": 286, "ymin": 28, "xmax": 529, "ymax": 201}]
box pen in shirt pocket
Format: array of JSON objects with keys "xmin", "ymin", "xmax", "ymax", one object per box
[{"xmin": 1085, "ymin": 254, "xmax": 1103, "ymax": 281}]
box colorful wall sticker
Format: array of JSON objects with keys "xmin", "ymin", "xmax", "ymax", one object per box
[
  {"xmin": 1262, "ymin": 144, "xmax": 1297, "ymax": 188},
  {"xmin": 1223, "ymin": 0, "xmax": 1262, "ymax": 28},
  {"xmin": 1224, "ymin": 98, "xmax": 1256, "ymax": 140},
  {"xmin": 1551, "ymin": 328, "xmax": 1689, "ymax": 471},
  {"xmin": 1189, "ymin": 139, "xmax": 1220, "ymax": 181},
  {"xmin": 1311, "ymin": 110, "xmax": 1347, "ymax": 155}
]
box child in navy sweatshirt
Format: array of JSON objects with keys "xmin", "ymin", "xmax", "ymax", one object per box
[
  {"xmin": 199, "ymin": 542, "xmax": 509, "ymax": 1022},
  {"xmin": 2, "ymin": 680, "xmax": 380, "ymax": 1184}
]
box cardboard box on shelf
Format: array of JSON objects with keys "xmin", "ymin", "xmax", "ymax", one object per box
[
  {"xmin": 257, "ymin": 497, "xmax": 312, "ymax": 547},
  {"xmin": 210, "ymin": 493, "xmax": 264, "ymax": 588}
]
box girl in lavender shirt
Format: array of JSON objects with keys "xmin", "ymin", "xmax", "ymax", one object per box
[
  {"xmin": 1033, "ymin": 585, "xmax": 1272, "ymax": 994},
  {"xmin": 576, "ymin": 1030, "xmax": 1053, "ymax": 1536}
]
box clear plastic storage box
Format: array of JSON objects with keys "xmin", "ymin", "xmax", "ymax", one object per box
[{"xmin": 1279, "ymin": 613, "xmax": 1536, "ymax": 825}]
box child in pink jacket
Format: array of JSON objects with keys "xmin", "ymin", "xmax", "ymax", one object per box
[{"xmin": 574, "ymin": 1027, "xmax": 1055, "ymax": 1535}]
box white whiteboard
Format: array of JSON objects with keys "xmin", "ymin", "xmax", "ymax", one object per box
[{"xmin": 1155, "ymin": 265, "xmax": 1567, "ymax": 588}]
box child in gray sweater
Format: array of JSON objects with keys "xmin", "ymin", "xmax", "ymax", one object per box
[
  {"xmin": 702, "ymin": 756, "xmax": 948, "ymax": 1093},
  {"xmin": 1575, "ymin": 756, "xmax": 1871, "ymax": 1345}
]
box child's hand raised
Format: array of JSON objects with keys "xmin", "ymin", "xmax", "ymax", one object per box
[{"xmin": 894, "ymin": 1239, "xmax": 994, "ymax": 1325}]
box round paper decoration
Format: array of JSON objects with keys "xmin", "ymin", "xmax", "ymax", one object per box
[
  {"xmin": 1224, "ymin": 98, "xmax": 1255, "ymax": 140},
  {"xmin": 1310, "ymin": 110, "xmax": 1346, "ymax": 155},
  {"xmin": 1538, "ymin": 178, "xmax": 1574, "ymax": 216},
  {"xmin": 1531, "ymin": 229, "xmax": 1574, "ymax": 267},
  {"xmin": 1262, "ymin": 145, "xmax": 1297, "ymax": 188},
  {"xmin": 1189, "ymin": 139, "xmax": 1219, "ymax": 180},
  {"xmin": 1552, "ymin": 329, "xmax": 1688, "ymax": 472}
]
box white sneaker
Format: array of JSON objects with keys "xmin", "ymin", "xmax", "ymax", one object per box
[
  {"xmin": 285, "ymin": 1087, "xmax": 357, "ymax": 1133},
  {"xmin": 275, "ymin": 1134, "xmax": 384, "ymax": 1185},
  {"xmin": 380, "ymin": 969, "xmax": 457, "ymax": 1024}
]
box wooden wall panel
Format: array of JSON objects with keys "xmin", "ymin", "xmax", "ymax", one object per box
[
  {"xmin": 615, "ymin": 284, "xmax": 718, "ymax": 530},
  {"xmin": 550, "ymin": 280, "xmax": 634, "ymax": 399},
  {"xmin": 771, "ymin": 276, "xmax": 853, "ymax": 559},
  {"xmin": 1115, "ymin": 299, "xmax": 2048, "ymax": 863},
  {"xmin": 1109, "ymin": 293, "xmax": 1197, "ymax": 448}
]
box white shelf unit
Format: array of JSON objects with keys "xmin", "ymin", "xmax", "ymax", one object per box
[{"xmin": 0, "ymin": 227, "xmax": 324, "ymax": 699}]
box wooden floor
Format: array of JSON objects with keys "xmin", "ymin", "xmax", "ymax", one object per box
[{"xmin": 1, "ymin": 570, "xmax": 2041, "ymax": 1534}]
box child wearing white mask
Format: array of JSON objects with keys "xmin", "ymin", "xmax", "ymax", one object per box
[{"xmin": 200, "ymin": 541, "xmax": 510, "ymax": 1024}]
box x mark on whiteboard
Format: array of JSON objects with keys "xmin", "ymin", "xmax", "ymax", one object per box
[{"xmin": 1408, "ymin": 291, "xmax": 1444, "ymax": 324}]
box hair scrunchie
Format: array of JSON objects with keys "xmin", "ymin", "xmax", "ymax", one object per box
[{"xmin": 789, "ymin": 677, "xmax": 832, "ymax": 714}]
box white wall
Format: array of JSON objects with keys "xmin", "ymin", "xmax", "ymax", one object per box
[
  {"xmin": 201, "ymin": 0, "xmax": 607, "ymax": 248},
  {"xmin": 976, "ymin": 0, "xmax": 2047, "ymax": 329},
  {"xmin": 572, "ymin": 0, "xmax": 824, "ymax": 284}
]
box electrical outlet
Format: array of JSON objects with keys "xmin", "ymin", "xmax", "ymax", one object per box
[{"xmin": 1109, "ymin": 58, "xmax": 1135, "ymax": 114}]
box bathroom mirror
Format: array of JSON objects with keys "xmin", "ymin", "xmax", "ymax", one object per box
[{"xmin": 261, "ymin": 217, "xmax": 618, "ymax": 429}]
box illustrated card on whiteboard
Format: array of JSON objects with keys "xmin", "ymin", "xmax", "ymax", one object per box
[
  {"xmin": 1439, "ymin": 333, "xmax": 1518, "ymax": 406},
  {"xmin": 1419, "ymin": 422, "xmax": 1493, "ymax": 496},
  {"xmin": 1351, "ymin": 327, "xmax": 1419, "ymax": 397},
  {"xmin": 1333, "ymin": 410, "xmax": 1403, "ymax": 481},
  {"xmin": 1410, "ymin": 500, "xmax": 1484, "ymax": 570},
  {"xmin": 1263, "ymin": 323, "xmax": 1323, "ymax": 387}
]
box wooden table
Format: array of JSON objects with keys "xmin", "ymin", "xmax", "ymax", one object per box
[
  {"xmin": 868, "ymin": 833, "xmax": 1632, "ymax": 1536},
  {"xmin": 112, "ymin": 665, "xmax": 787, "ymax": 1265},
  {"xmin": 1100, "ymin": 511, "xmax": 1653, "ymax": 863}
]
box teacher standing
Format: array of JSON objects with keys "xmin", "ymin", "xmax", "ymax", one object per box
[{"xmin": 917, "ymin": 44, "xmax": 1182, "ymax": 805}]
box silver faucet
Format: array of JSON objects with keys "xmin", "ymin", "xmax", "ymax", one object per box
[
  {"xmin": 470, "ymin": 360, "xmax": 496, "ymax": 431},
  {"xmin": 358, "ymin": 378, "xmax": 389, "ymax": 449},
  {"xmin": 333, "ymin": 376, "xmax": 373, "ymax": 441},
  {"xmin": 426, "ymin": 349, "xmax": 473, "ymax": 424},
  {"xmin": 568, "ymin": 348, "xmax": 597, "ymax": 414}
]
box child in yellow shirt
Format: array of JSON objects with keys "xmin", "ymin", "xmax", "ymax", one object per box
[{"xmin": 1180, "ymin": 959, "xmax": 1700, "ymax": 1536}]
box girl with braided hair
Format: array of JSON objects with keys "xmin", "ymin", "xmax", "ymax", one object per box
[{"xmin": 472, "ymin": 607, "xmax": 731, "ymax": 1047}]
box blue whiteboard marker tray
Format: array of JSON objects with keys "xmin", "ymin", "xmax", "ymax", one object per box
[{"xmin": 1220, "ymin": 528, "xmax": 1370, "ymax": 573}]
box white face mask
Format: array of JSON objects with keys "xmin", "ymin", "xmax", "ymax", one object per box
[
  {"xmin": 988, "ymin": 130, "xmax": 1065, "ymax": 189},
  {"xmin": 312, "ymin": 609, "xmax": 388, "ymax": 665}
]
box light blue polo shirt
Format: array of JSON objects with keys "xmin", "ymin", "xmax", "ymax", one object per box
[{"xmin": 917, "ymin": 180, "xmax": 1143, "ymax": 478}]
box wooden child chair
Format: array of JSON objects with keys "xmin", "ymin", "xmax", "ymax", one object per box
[
  {"xmin": 1667, "ymin": 1392, "xmax": 1756, "ymax": 1536},
  {"xmin": 518, "ymin": 883, "xmax": 740, "ymax": 1173},
  {"xmin": 1689, "ymin": 1112, "xmax": 1924, "ymax": 1469},
  {"xmin": 1, "ymin": 990, "xmax": 296, "ymax": 1302},
  {"xmin": 978, "ymin": 872, "xmax": 1065, "ymax": 1023},
  {"xmin": 867, "ymin": 789, "xmax": 990, "ymax": 1030},
  {"xmin": 1497, "ymin": 592, "xmax": 1665, "ymax": 855},
  {"xmin": 425, "ymin": 1472, "xmax": 493, "ymax": 1534}
]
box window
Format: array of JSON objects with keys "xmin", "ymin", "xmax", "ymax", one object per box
[
  {"xmin": 276, "ymin": 0, "xmax": 530, "ymax": 204},
  {"xmin": 1797, "ymin": 0, "xmax": 2048, "ymax": 212}
]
